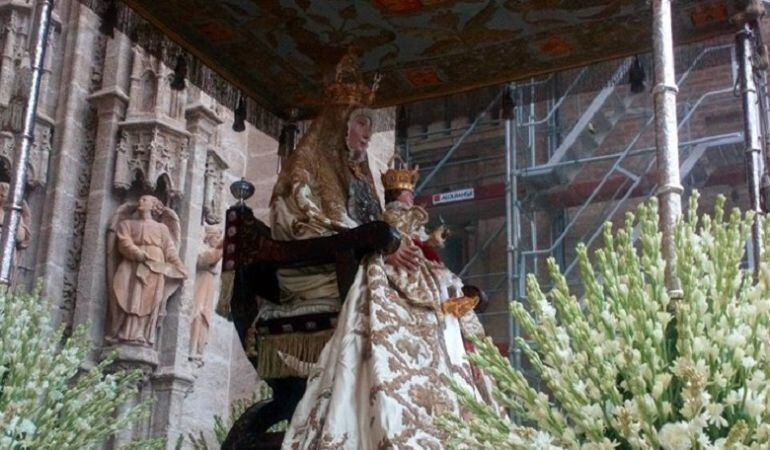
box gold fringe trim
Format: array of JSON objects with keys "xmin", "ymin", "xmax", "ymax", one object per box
[
  {"xmin": 256, "ymin": 330, "xmax": 334, "ymax": 379},
  {"xmin": 216, "ymin": 271, "xmax": 235, "ymax": 318}
]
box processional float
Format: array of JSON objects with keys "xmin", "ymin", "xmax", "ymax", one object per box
[{"xmin": 6, "ymin": 1, "xmax": 769, "ymax": 449}]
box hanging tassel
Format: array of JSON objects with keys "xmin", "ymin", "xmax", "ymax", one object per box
[
  {"xmin": 170, "ymin": 54, "xmax": 187, "ymax": 91},
  {"xmin": 277, "ymin": 108, "xmax": 299, "ymax": 157},
  {"xmin": 629, "ymin": 55, "xmax": 646, "ymax": 94},
  {"xmin": 256, "ymin": 330, "xmax": 335, "ymax": 379},
  {"xmin": 277, "ymin": 122, "xmax": 298, "ymax": 157},
  {"xmin": 501, "ymin": 85, "xmax": 515, "ymax": 120},
  {"xmin": 232, "ymin": 94, "xmax": 246, "ymax": 132},
  {"xmin": 395, "ymin": 105, "xmax": 408, "ymax": 146},
  {"xmin": 99, "ymin": 0, "xmax": 118, "ymax": 37}
]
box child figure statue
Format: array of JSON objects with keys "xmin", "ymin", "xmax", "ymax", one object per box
[{"xmin": 380, "ymin": 157, "xmax": 488, "ymax": 344}]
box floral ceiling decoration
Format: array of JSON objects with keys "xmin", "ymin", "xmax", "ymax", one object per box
[{"xmin": 122, "ymin": 0, "xmax": 738, "ymax": 117}]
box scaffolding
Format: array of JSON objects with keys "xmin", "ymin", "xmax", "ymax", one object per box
[{"xmin": 403, "ymin": 35, "xmax": 748, "ymax": 376}]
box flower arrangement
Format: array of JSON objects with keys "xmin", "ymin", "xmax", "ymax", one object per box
[
  {"xmin": 0, "ymin": 288, "xmax": 160, "ymax": 449},
  {"xmin": 442, "ymin": 194, "xmax": 770, "ymax": 449}
]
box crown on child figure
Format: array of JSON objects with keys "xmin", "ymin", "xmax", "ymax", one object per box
[
  {"xmin": 325, "ymin": 48, "xmax": 382, "ymax": 107},
  {"xmin": 381, "ymin": 155, "xmax": 419, "ymax": 192}
]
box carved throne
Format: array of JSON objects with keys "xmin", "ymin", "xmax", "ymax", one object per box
[{"xmin": 218, "ymin": 183, "xmax": 400, "ymax": 450}]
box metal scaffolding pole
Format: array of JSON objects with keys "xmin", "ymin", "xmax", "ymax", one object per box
[
  {"xmin": 737, "ymin": 24, "xmax": 765, "ymax": 274},
  {"xmin": 0, "ymin": 0, "xmax": 54, "ymax": 286},
  {"xmin": 652, "ymin": 0, "xmax": 683, "ymax": 297}
]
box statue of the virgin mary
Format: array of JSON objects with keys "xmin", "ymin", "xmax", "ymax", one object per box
[{"xmin": 274, "ymin": 53, "xmax": 501, "ymax": 450}]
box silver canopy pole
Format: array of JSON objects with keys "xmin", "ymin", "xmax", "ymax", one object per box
[
  {"xmin": 652, "ymin": 0, "xmax": 683, "ymax": 297},
  {"xmin": 0, "ymin": 0, "xmax": 54, "ymax": 286},
  {"xmin": 737, "ymin": 24, "xmax": 765, "ymax": 275}
]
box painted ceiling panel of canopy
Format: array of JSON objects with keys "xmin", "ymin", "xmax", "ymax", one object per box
[{"xmin": 122, "ymin": 0, "xmax": 739, "ymax": 116}]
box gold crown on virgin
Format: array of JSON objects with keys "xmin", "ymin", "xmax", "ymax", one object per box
[
  {"xmin": 381, "ymin": 155, "xmax": 419, "ymax": 192},
  {"xmin": 325, "ymin": 48, "xmax": 382, "ymax": 107}
]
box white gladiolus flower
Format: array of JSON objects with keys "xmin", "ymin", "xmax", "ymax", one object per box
[
  {"xmin": 705, "ymin": 403, "xmax": 727, "ymax": 428},
  {"xmin": 745, "ymin": 396, "xmax": 764, "ymax": 417},
  {"xmin": 18, "ymin": 419, "xmax": 36, "ymax": 436},
  {"xmin": 0, "ymin": 289, "xmax": 160, "ymax": 450},
  {"xmin": 742, "ymin": 357, "xmax": 757, "ymax": 369},
  {"xmin": 658, "ymin": 422, "xmax": 692, "ymax": 450},
  {"xmin": 443, "ymin": 195, "xmax": 770, "ymax": 450}
]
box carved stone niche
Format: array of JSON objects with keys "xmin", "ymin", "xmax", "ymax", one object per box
[
  {"xmin": 203, "ymin": 150, "xmax": 227, "ymax": 225},
  {"xmin": 115, "ymin": 44, "xmax": 191, "ymax": 200},
  {"xmin": 127, "ymin": 44, "xmax": 187, "ymax": 123},
  {"xmin": 0, "ymin": 120, "xmax": 52, "ymax": 187},
  {"xmin": 114, "ymin": 124, "xmax": 190, "ymax": 200}
]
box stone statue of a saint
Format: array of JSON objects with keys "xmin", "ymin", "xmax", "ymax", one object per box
[
  {"xmin": 106, "ymin": 195, "xmax": 187, "ymax": 346},
  {"xmin": 189, "ymin": 226, "xmax": 223, "ymax": 360},
  {"xmin": 0, "ymin": 182, "xmax": 31, "ymax": 286}
]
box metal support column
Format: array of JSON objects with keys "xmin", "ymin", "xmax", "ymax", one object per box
[
  {"xmin": 0, "ymin": 0, "xmax": 54, "ymax": 286},
  {"xmin": 737, "ymin": 24, "xmax": 765, "ymax": 273},
  {"xmin": 652, "ymin": 0, "xmax": 683, "ymax": 297},
  {"xmin": 504, "ymin": 84, "xmax": 521, "ymax": 370}
]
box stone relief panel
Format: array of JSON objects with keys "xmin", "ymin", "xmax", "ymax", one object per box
[{"xmin": 203, "ymin": 150, "xmax": 227, "ymax": 225}]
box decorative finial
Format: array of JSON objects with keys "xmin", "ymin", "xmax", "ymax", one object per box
[{"xmin": 230, "ymin": 178, "xmax": 255, "ymax": 205}]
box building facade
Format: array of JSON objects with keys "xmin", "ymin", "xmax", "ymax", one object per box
[{"xmin": 0, "ymin": 0, "xmax": 395, "ymax": 447}]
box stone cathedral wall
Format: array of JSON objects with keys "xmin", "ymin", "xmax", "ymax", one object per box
[{"xmin": 0, "ymin": 0, "xmax": 395, "ymax": 447}]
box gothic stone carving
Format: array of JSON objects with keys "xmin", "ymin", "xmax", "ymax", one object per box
[
  {"xmin": 28, "ymin": 125, "xmax": 52, "ymax": 187},
  {"xmin": 0, "ymin": 6, "xmax": 31, "ymax": 115},
  {"xmin": 127, "ymin": 44, "xmax": 187, "ymax": 121},
  {"xmin": 117, "ymin": 44, "xmax": 191, "ymax": 198},
  {"xmin": 0, "ymin": 121, "xmax": 52, "ymax": 188},
  {"xmin": 203, "ymin": 151, "xmax": 227, "ymax": 225},
  {"xmin": 114, "ymin": 125, "xmax": 190, "ymax": 198}
]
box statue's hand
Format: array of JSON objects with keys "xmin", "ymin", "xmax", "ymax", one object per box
[
  {"xmin": 384, "ymin": 240, "xmax": 421, "ymax": 271},
  {"xmin": 138, "ymin": 251, "xmax": 149, "ymax": 262}
]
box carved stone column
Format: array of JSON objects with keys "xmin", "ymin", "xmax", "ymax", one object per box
[
  {"xmin": 71, "ymin": 30, "xmax": 132, "ymax": 350},
  {"xmin": 36, "ymin": 2, "xmax": 102, "ymax": 318},
  {"xmin": 146, "ymin": 99, "xmax": 221, "ymax": 443}
]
